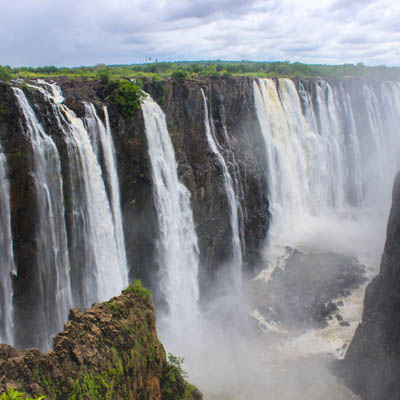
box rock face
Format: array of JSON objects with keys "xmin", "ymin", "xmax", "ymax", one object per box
[
  {"xmin": 0, "ymin": 283, "xmax": 202, "ymax": 400},
  {"xmin": 248, "ymin": 248, "xmax": 367, "ymax": 330},
  {"xmin": 0, "ymin": 76, "xmax": 270, "ymax": 329},
  {"xmin": 143, "ymin": 77, "xmax": 269, "ymax": 298},
  {"xmin": 340, "ymin": 173, "xmax": 400, "ymax": 399}
]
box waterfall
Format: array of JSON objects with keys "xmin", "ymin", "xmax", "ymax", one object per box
[
  {"xmin": 13, "ymin": 87, "xmax": 72, "ymax": 350},
  {"xmin": 254, "ymin": 78, "xmax": 400, "ymax": 259},
  {"xmin": 201, "ymin": 89, "xmax": 243, "ymax": 290},
  {"xmin": 0, "ymin": 141, "xmax": 15, "ymax": 345},
  {"xmin": 141, "ymin": 94, "xmax": 199, "ymax": 325},
  {"xmin": 40, "ymin": 82, "xmax": 128, "ymax": 306},
  {"xmin": 9, "ymin": 82, "xmax": 128, "ymax": 349},
  {"xmin": 84, "ymin": 103, "xmax": 128, "ymax": 283}
]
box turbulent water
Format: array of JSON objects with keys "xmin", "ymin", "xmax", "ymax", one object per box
[{"xmin": 141, "ymin": 94, "xmax": 200, "ymax": 327}]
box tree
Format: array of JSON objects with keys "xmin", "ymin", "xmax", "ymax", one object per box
[{"xmin": 0, "ymin": 65, "xmax": 12, "ymax": 81}]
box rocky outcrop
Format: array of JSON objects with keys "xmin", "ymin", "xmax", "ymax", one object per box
[
  {"xmin": 249, "ymin": 249, "xmax": 367, "ymax": 330},
  {"xmin": 0, "ymin": 282, "xmax": 202, "ymax": 400},
  {"xmin": 339, "ymin": 173, "xmax": 400, "ymax": 399}
]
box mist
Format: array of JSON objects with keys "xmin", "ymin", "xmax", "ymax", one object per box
[{"xmin": 155, "ymin": 77, "xmax": 400, "ymax": 399}]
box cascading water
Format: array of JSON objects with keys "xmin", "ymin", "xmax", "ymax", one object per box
[
  {"xmin": 41, "ymin": 82, "xmax": 128, "ymax": 306},
  {"xmin": 0, "ymin": 141, "xmax": 15, "ymax": 345},
  {"xmin": 201, "ymin": 89, "xmax": 243, "ymax": 290},
  {"xmin": 13, "ymin": 87, "xmax": 72, "ymax": 350},
  {"xmin": 251, "ymin": 77, "xmax": 400, "ymax": 372},
  {"xmin": 84, "ymin": 103, "xmax": 128, "ymax": 279},
  {"xmin": 254, "ymin": 78, "xmax": 400, "ymax": 257},
  {"xmin": 8, "ymin": 82, "xmax": 128, "ymax": 349},
  {"xmin": 141, "ymin": 94, "xmax": 199, "ymax": 326}
]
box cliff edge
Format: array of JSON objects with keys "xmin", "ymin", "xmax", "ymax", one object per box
[
  {"xmin": 0, "ymin": 281, "xmax": 202, "ymax": 400},
  {"xmin": 340, "ymin": 173, "xmax": 400, "ymax": 399}
]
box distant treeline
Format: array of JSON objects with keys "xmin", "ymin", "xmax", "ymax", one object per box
[{"xmin": 1, "ymin": 61, "xmax": 400, "ymax": 81}]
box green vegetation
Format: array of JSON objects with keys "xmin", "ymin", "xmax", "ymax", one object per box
[
  {"xmin": 167, "ymin": 353, "xmax": 188, "ymax": 379},
  {"xmin": 162, "ymin": 354, "xmax": 196, "ymax": 400},
  {"xmin": 0, "ymin": 388, "xmax": 45, "ymax": 400},
  {"xmin": 69, "ymin": 371, "xmax": 112, "ymax": 400},
  {"xmin": 0, "ymin": 65, "xmax": 12, "ymax": 81},
  {"xmin": 109, "ymin": 80, "xmax": 145, "ymax": 119},
  {"xmin": 2, "ymin": 60, "xmax": 400, "ymax": 82},
  {"xmin": 122, "ymin": 279, "xmax": 152, "ymax": 301}
]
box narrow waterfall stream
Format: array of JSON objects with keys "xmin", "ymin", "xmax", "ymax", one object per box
[
  {"xmin": 141, "ymin": 93, "xmax": 200, "ymax": 327},
  {"xmin": 201, "ymin": 89, "xmax": 243, "ymax": 291},
  {"xmin": 0, "ymin": 140, "xmax": 15, "ymax": 345}
]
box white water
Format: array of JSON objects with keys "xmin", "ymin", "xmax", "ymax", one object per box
[
  {"xmin": 9, "ymin": 82, "xmax": 128, "ymax": 348},
  {"xmin": 141, "ymin": 94, "xmax": 200, "ymax": 327},
  {"xmin": 201, "ymin": 89, "xmax": 243, "ymax": 290},
  {"xmin": 85, "ymin": 103, "xmax": 128, "ymax": 281},
  {"xmin": 45, "ymin": 83, "xmax": 128, "ymax": 305},
  {"xmin": 250, "ymin": 78, "xmax": 400, "ymax": 372},
  {"xmin": 13, "ymin": 87, "xmax": 72, "ymax": 349},
  {"xmin": 0, "ymin": 141, "xmax": 15, "ymax": 345},
  {"xmin": 254, "ymin": 78, "xmax": 400, "ymax": 260}
]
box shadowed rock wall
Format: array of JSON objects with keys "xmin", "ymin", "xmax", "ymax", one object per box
[{"xmin": 340, "ymin": 173, "xmax": 400, "ymax": 399}]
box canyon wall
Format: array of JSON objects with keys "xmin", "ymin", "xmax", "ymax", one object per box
[{"xmin": 340, "ymin": 173, "xmax": 400, "ymax": 399}]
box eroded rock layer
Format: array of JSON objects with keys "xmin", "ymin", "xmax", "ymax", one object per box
[{"xmin": 0, "ymin": 284, "xmax": 201, "ymax": 400}]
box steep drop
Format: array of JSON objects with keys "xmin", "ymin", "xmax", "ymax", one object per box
[{"xmin": 141, "ymin": 94, "xmax": 200, "ymax": 327}]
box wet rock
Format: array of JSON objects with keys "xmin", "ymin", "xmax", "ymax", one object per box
[
  {"xmin": 339, "ymin": 321, "xmax": 350, "ymax": 327},
  {"xmin": 339, "ymin": 173, "xmax": 400, "ymax": 400},
  {"xmin": 254, "ymin": 248, "xmax": 367, "ymax": 330},
  {"xmin": 0, "ymin": 285, "xmax": 202, "ymax": 399}
]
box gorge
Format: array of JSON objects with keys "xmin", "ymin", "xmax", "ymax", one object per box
[{"xmin": 0, "ymin": 75, "xmax": 400, "ymax": 399}]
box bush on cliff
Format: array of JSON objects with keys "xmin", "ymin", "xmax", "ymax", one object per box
[
  {"xmin": 0, "ymin": 65, "xmax": 11, "ymax": 82},
  {"xmin": 106, "ymin": 79, "xmax": 145, "ymax": 119}
]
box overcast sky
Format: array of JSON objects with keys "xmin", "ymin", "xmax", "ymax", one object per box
[{"xmin": 1, "ymin": 0, "xmax": 399, "ymax": 67}]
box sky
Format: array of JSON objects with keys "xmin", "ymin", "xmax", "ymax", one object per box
[{"xmin": 1, "ymin": 0, "xmax": 399, "ymax": 67}]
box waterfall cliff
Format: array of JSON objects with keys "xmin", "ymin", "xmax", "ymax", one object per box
[{"xmin": 0, "ymin": 76, "xmax": 399, "ymax": 353}]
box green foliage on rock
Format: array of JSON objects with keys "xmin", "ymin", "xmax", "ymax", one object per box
[
  {"xmin": 0, "ymin": 65, "xmax": 12, "ymax": 82},
  {"xmin": 122, "ymin": 279, "xmax": 152, "ymax": 301},
  {"xmin": 108, "ymin": 80, "xmax": 145, "ymax": 119},
  {"xmin": 172, "ymin": 69, "xmax": 189, "ymax": 81},
  {"xmin": 0, "ymin": 388, "xmax": 45, "ymax": 400},
  {"xmin": 161, "ymin": 353, "xmax": 200, "ymax": 400}
]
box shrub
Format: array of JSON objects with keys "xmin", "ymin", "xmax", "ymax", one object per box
[
  {"xmin": 113, "ymin": 80, "xmax": 145, "ymax": 119},
  {"xmin": 171, "ymin": 70, "xmax": 188, "ymax": 81},
  {"xmin": 0, "ymin": 65, "xmax": 12, "ymax": 82},
  {"xmin": 122, "ymin": 279, "xmax": 152, "ymax": 301}
]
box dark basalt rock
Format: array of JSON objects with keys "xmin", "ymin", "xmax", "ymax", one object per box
[
  {"xmin": 252, "ymin": 248, "xmax": 367, "ymax": 330},
  {"xmin": 0, "ymin": 285, "xmax": 202, "ymax": 400},
  {"xmin": 338, "ymin": 173, "xmax": 400, "ymax": 400}
]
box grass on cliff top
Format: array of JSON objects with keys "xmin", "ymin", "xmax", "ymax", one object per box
[
  {"xmin": 1, "ymin": 61, "xmax": 400, "ymax": 82},
  {"xmin": 122, "ymin": 279, "xmax": 152, "ymax": 301}
]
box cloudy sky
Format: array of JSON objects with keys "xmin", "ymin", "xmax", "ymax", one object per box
[{"xmin": 1, "ymin": 0, "xmax": 399, "ymax": 67}]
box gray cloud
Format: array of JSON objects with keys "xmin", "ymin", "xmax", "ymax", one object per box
[{"xmin": 0, "ymin": 0, "xmax": 399, "ymax": 67}]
